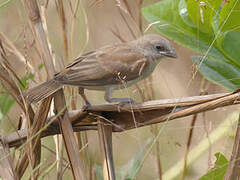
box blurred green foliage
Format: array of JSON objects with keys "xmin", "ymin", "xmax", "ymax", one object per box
[
  {"xmin": 199, "ymin": 153, "xmax": 228, "ymax": 180},
  {"xmin": 142, "ymin": 0, "xmax": 240, "ymax": 91},
  {"xmin": 142, "ymin": 0, "xmax": 240, "ymax": 178},
  {"xmin": 0, "ymin": 87, "xmax": 14, "ymax": 122},
  {"xmin": 0, "ymin": 64, "xmax": 43, "ymax": 122},
  {"xmin": 96, "ymin": 139, "xmax": 151, "ymax": 180},
  {"xmin": 0, "ymin": 0, "xmax": 13, "ymax": 8}
]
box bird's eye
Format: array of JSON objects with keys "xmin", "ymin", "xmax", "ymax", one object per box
[{"xmin": 155, "ymin": 44, "xmax": 165, "ymax": 51}]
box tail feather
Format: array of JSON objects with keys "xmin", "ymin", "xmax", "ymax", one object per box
[{"xmin": 24, "ymin": 79, "xmax": 63, "ymax": 103}]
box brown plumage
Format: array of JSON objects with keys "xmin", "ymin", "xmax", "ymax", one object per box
[{"xmin": 24, "ymin": 34, "xmax": 177, "ymax": 104}]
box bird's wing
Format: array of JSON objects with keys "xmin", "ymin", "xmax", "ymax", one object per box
[
  {"xmin": 54, "ymin": 44, "xmax": 149, "ymax": 86},
  {"xmin": 64, "ymin": 51, "xmax": 97, "ymax": 69}
]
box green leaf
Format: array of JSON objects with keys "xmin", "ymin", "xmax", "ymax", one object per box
[
  {"xmin": 178, "ymin": 0, "xmax": 195, "ymax": 28},
  {"xmin": 118, "ymin": 138, "xmax": 151, "ymax": 180},
  {"xmin": 19, "ymin": 65, "xmax": 42, "ymax": 91},
  {"xmin": 211, "ymin": 9, "xmax": 226, "ymax": 48},
  {"xmin": 219, "ymin": 0, "xmax": 240, "ymax": 32},
  {"xmin": 199, "ymin": 152, "xmax": 228, "ymax": 180},
  {"xmin": 28, "ymin": 73, "xmax": 34, "ymax": 80},
  {"xmin": 211, "ymin": 12, "xmax": 239, "ymax": 64},
  {"xmin": 18, "ymin": 73, "xmax": 35, "ymax": 91},
  {"xmin": 192, "ymin": 56, "xmax": 240, "ymax": 91},
  {"xmin": 0, "ymin": 93, "xmax": 14, "ymax": 116},
  {"xmin": 142, "ymin": 0, "xmax": 228, "ymax": 61},
  {"xmin": 37, "ymin": 64, "xmax": 44, "ymax": 71},
  {"xmin": 19, "ymin": 76, "xmax": 28, "ymax": 91},
  {"xmin": 187, "ymin": 0, "xmax": 222, "ymax": 33},
  {"xmin": 221, "ymin": 31, "xmax": 240, "ymax": 66}
]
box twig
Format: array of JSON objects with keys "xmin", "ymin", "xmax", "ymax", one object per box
[
  {"xmin": 150, "ymin": 125, "xmax": 162, "ymax": 180},
  {"xmin": 98, "ymin": 120, "xmax": 116, "ymax": 180},
  {"xmin": 56, "ymin": 0, "xmax": 69, "ymax": 64},
  {"xmin": 224, "ymin": 114, "xmax": 240, "ymax": 180},
  {"xmin": 0, "ymin": 140, "xmax": 18, "ymax": 180},
  {"xmin": 54, "ymin": 90, "xmax": 86, "ymax": 180},
  {"xmin": 181, "ymin": 114, "xmax": 197, "ymax": 180},
  {"xmin": 181, "ymin": 84, "xmax": 208, "ymax": 180}
]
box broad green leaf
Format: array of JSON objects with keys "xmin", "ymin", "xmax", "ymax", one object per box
[
  {"xmin": 221, "ymin": 31, "xmax": 240, "ymax": 66},
  {"xmin": 142, "ymin": 0, "xmax": 228, "ymax": 61},
  {"xmin": 118, "ymin": 138, "xmax": 151, "ymax": 180},
  {"xmin": 211, "ymin": 11, "xmax": 237, "ymax": 62},
  {"xmin": 192, "ymin": 56, "xmax": 240, "ymax": 91},
  {"xmin": 199, "ymin": 152, "xmax": 228, "ymax": 180},
  {"xmin": 187, "ymin": 0, "xmax": 222, "ymax": 33},
  {"xmin": 219, "ymin": 0, "xmax": 240, "ymax": 32},
  {"xmin": 211, "ymin": 9, "xmax": 226, "ymax": 48},
  {"xmin": 178, "ymin": 0, "xmax": 195, "ymax": 28}
]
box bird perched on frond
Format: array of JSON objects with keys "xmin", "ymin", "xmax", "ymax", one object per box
[{"xmin": 24, "ymin": 34, "xmax": 177, "ymax": 105}]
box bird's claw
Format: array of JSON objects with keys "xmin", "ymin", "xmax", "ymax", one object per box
[
  {"xmin": 81, "ymin": 103, "xmax": 92, "ymax": 112},
  {"xmin": 116, "ymin": 99, "xmax": 136, "ymax": 112}
]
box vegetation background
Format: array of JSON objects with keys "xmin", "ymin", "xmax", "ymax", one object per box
[{"xmin": 0, "ymin": 0, "xmax": 238, "ymax": 179}]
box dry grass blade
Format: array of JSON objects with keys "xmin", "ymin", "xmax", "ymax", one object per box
[
  {"xmin": 0, "ymin": 32, "xmax": 34, "ymax": 73},
  {"xmin": 182, "ymin": 85, "xmax": 208, "ymax": 180},
  {"xmin": 16, "ymin": 1, "xmax": 56, "ymax": 177},
  {"xmin": 0, "ymin": 35, "xmax": 38, "ymax": 178},
  {"xmin": 0, "ymin": 41, "xmax": 35, "ymax": 124},
  {"xmin": 0, "ymin": 65, "xmax": 24, "ymax": 110},
  {"xmin": 137, "ymin": 0, "xmax": 143, "ymax": 32},
  {"xmin": 224, "ymin": 114, "xmax": 240, "ymax": 180},
  {"xmin": 181, "ymin": 114, "xmax": 197, "ymax": 180},
  {"xmin": 115, "ymin": 0, "xmax": 137, "ymax": 39},
  {"xmin": 110, "ymin": 28, "xmax": 127, "ymax": 43},
  {"xmin": 16, "ymin": 97, "xmax": 52, "ymax": 178},
  {"xmin": 56, "ymin": 0, "xmax": 69, "ymax": 64},
  {"xmin": 0, "ymin": 141, "xmax": 18, "ymax": 180},
  {"xmin": 122, "ymin": 0, "xmax": 143, "ymax": 33},
  {"xmin": 69, "ymin": 0, "xmax": 80, "ymax": 61},
  {"xmin": 0, "ymin": 44, "xmax": 26, "ymax": 111},
  {"xmin": 22, "ymin": 0, "xmax": 87, "ymax": 179},
  {"xmin": 150, "ymin": 125, "xmax": 162, "ymax": 180},
  {"xmin": 22, "ymin": 0, "xmax": 56, "ymax": 77},
  {"xmin": 98, "ymin": 120, "xmax": 115, "ymax": 180},
  {"xmin": 54, "ymin": 90, "xmax": 87, "ymax": 180},
  {"xmin": 122, "ymin": 0, "xmax": 133, "ymax": 18},
  {"xmin": 41, "ymin": 2, "xmax": 86, "ymax": 178}
]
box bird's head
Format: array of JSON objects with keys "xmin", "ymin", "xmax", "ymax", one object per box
[{"xmin": 133, "ymin": 34, "xmax": 177, "ymax": 60}]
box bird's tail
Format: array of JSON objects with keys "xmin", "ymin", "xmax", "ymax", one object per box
[{"xmin": 24, "ymin": 79, "xmax": 63, "ymax": 103}]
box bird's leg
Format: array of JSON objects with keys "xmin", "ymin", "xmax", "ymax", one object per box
[
  {"xmin": 104, "ymin": 87, "xmax": 135, "ymax": 105},
  {"xmin": 78, "ymin": 87, "xmax": 91, "ymax": 108}
]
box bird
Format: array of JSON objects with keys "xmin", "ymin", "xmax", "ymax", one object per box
[{"xmin": 24, "ymin": 34, "xmax": 177, "ymax": 106}]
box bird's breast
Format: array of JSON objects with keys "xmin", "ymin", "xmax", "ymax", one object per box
[{"xmin": 107, "ymin": 59, "xmax": 155, "ymax": 89}]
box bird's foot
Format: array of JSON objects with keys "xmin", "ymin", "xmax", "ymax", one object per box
[
  {"xmin": 81, "ymin": 102, "xmax": 92, "ymax": 112},
  {"xmin": 116, "ymin": 98, "xmax": 136, "ymax": 112}
]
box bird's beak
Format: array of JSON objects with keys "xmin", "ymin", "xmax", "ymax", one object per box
[{"xmin": 162, "ymin": 49, "xmax": 177, "ymax": 58}]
